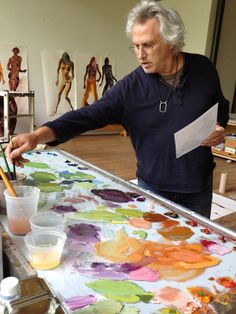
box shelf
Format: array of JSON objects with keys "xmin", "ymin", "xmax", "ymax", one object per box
[{"xmin": 212, "ymin": 147, "xmax": 236, "ymax": 161}]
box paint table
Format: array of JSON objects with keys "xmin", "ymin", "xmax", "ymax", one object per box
[{"xmin": 0, "ymin": 149, "xmax": 236, "ymax": 314}]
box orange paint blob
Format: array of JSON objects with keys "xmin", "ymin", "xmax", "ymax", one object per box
[
  {"xmin": 160, "ymin": 219, "xmax": 179, "ymax": 228},
  {"xmin": 187, "ymin": 286, "xmax": 214, "ymax": 303},
  {"xmin": 95, "ymin": 231, "xmax": 220, "ymax": 280},
  {"xmin": 127, "ymin": 204, "xmax": 137, "ymax": 208},
  {"xmin": 159, "ymin": 268, "xmax": 204, "ymax": 282},
  {"xmin": 158, "ymin": 226, "xmax": 194, "ymax": 241},
  {"xmin": 128, "ymin": 218, "xmax": 152, "ymax": 229}
]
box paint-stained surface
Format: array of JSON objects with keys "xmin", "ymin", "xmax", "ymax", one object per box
[{"xmin": 0, "ymin": 149, "xmax": 235, "ymax": 313}]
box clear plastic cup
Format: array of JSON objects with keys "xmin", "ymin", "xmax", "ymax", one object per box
[
  {"xmin": 24, "ymin": 229, "xmax": 67, "ymax": 270},
  {"xmin": 4, "ymin": 186, "xmax": 40, "ymax": 235},
  {"xmin": 0, "ymin": 173, "xmax": 26, "ymax": 213},
  {"xmin": 30, "ymin": 211, "xmax": 66, "ymax": 231}
]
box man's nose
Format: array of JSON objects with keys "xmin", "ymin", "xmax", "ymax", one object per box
[{"xmin": 136, "ymin": 48, "xmax": 147, "ymax": 58}]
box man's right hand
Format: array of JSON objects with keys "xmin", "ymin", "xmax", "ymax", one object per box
[
  {"xmin": 5, "ymin": 133, "xmax": 38, "ymax": 167},
  {"xmin": 6, "ymin": 126, "xmax": 56, "ymax": 167}
]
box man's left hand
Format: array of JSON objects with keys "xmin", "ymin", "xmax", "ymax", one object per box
[{"xmin": 201, "ymin": 124, "xmax": 225, "ymax": 147}]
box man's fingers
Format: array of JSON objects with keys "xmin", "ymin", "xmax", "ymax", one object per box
[{"xmin": 14, "ymin": 156, "xmax": 30, "ymax": 168}]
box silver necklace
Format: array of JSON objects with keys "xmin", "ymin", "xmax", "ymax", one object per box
[{"xmin": 156, "ymin": 56, "xmax": 179, "ymax": 113}]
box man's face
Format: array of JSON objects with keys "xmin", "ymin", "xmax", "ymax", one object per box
[{"xmin": 131, "ymin": 18, "xmax": 173, "ymax": 74}]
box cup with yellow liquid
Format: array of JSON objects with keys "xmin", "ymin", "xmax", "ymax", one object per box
[{"xmin": 24, "ymin": 229, "xmax": 67, "ymax": 270}]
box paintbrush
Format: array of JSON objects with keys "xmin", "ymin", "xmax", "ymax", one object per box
[
  {"xmin": 0, "ymin": 143, "xmax": 14, "ymax": 180},
  {"xmin": 9, "ymin": 136, "xmax": 17, "ymax": 180},
  {"xmin": 0, "ymin": 166, "xmax": 17, "ymax": 197}
]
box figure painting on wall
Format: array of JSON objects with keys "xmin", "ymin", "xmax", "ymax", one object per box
[
  {"xmin": 0, "ymin": 61, "xmax": 5, "ymax": 85},
  {"xmin": 82, "ymin": 56, "xmax": 101, "ymax": 106},
  {"xmin": 99, "ymin": 57, "xmax": 117, "ymax": 95},
  {"xmin": 41, "ymin": 49, "xmax": 76, "ymax": 116},
  {"xmin": 7, "ymin": 47, "xmax": 27, "ymax": 91},
  {"xmin": 55, "ymin": 52, "xmax": 75, "ymax": 114},
  {"xmin": 0, "ymin": 43, "xmax": 28, "ymax": 133}
]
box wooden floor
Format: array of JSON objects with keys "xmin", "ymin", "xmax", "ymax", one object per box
[{"xmin": 57, "ymin": 134, "xmax": 236, "ymax": 201}]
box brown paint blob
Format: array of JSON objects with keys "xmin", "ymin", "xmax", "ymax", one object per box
[{"xmin": 143, "ymin": 212, "xmax": 168, "ymax": 222}]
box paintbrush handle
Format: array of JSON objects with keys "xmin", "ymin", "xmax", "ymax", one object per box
[
  {"xmin": 0, "ymin": 144, "xmax": 13, "ymax": 180},
  {"xmin": 0, "ymin": 166, "xmax": 17, "ymax": 197},
  {"xmin": 9, "ymin": 136, "xmax": 17, "ymax": 180}
]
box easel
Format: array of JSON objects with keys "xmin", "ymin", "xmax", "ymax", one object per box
[{"xmin": 0, "ymin": 90, "xmax": 35, "ymax": 144}]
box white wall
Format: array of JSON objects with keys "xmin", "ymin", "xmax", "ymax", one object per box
[
  {"xmin": 162, "ymin": 0, "xmax": 214, "ymax": 55},
  {"xmin": 0, "ymin": 0, "xmax": 216, "ymax": 128}
]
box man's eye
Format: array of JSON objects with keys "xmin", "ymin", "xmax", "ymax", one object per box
[{"xmin": 143, "ymin": 44, "xmax": 152, "ymax": 49}]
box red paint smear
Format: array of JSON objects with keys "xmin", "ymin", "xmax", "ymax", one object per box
[{"xmin": 216, "ymin": 277, "xmax": 236, "ymax": 288}]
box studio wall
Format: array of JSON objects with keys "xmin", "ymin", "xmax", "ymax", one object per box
[{"xmin": 0, "ymin": 0, "xmax": 217, "ymax": 128}]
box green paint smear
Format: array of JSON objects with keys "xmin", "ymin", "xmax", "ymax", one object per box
[
  {"xmin": 115, "ymin": 208, "xmax": 143, "ymax": 218},
  {"xmin": 105, "ymin": 294, "xmax": 140, "ymax": 303},
  {"xmin": 37, "ymin": 183, "xmax": 63, "ymax": 193},
  {"xmin": 60, "ymin": 171, "xmax": 95, "ymax": 181},
  {"xmin": 75, "ymin": 181, "xmax": 96, "ymax": 189},
  {"xmin": 75, "ymin": 300, "xmax": 122, "ymax": 314},
  {"xmin": 31, "ymin": 171, "xmax": 57, "ymax": 182},
  {"xmin": 67, "ymin": 210, "xmax": 128, "ymax": 223},
  {"xmin": 132, "ymin": 230, "xmax": 147, "ymax": 239},
  {"xmin": 95, "ymin": 204, "xmax": 108, "ymax": 211},
  {"xmin": 120, "ymin": 306, "xmax": 139, "ymax": 314},
  {"xmin": 25, "ymin": 162, "xmax": 49, "ymax": 169},
  {"xmin": 138, "ymin": 293, "xmax": 153, "ymax": 303},
  {"xmin": 86, "ymin": 280, "xmax": 147, "ymax": 303}
]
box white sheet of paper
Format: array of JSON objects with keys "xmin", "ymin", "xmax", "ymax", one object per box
[{"xmin": 174, "ymin": 103, "xmax": 218, "ymax": 158}]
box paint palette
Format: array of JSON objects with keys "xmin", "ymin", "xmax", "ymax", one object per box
[{"xmin": 1, "ymin": 149, "xmax": 236, "ymax": 313}]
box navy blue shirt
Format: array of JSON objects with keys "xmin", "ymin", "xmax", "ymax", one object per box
[{"xmin": 44, "ymin": 53, "xmax": 229, "ymax": 193}]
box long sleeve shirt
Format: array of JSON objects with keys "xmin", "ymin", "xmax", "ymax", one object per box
[{"xmin": 44, "ymin": 52, "xmax": 229, "ymax": 193}]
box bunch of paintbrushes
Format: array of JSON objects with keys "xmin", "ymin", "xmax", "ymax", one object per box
[
  {"xmin": 0, "ymin": 141, "xmax": 17, "ymax": 197},
  {"xmin": 0, "ymin": 143, "xmax": 16, "ymax": 180}
]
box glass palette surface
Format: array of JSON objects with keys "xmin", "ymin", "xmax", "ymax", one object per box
[{"xmin": 1, "ymin": 149, "xmax": 236, "ymax": 314}]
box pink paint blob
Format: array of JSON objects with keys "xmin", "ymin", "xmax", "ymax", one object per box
[
  {"xmin": 128, "ymin": 266, "xmax": 159, "ymax": 282},
  {"xmin": 200, "ymin": 239, "xmax": 232, "ymax": 255},
  {"xmin": 153, "ymin": 286, "xmax": 195, "ymax": 310}
]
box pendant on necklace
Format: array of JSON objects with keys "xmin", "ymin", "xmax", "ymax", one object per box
[{"xmin": 159, "ymin": 101, "xmax": 167, "ymax": 113}]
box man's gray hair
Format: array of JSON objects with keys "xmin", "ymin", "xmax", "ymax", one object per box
[{"xmin": 126, "ymin": 0, "xmax": 185, "ymax": 53}]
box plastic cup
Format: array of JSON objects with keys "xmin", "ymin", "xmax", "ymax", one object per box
[
  {"xmin": 30, "ymin": 211, "xmax": 66, "ymax": 231},
  {"xmin": 24, "ymin": 229, "xmax": 67, "ymax": 270},
  {"xmin": 0, "ymin": 173, "xmax": 26, "ymax": 213},
  {"xmin": 4, "ymin": 186, "xmax": 40, "ymax": 235}
]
